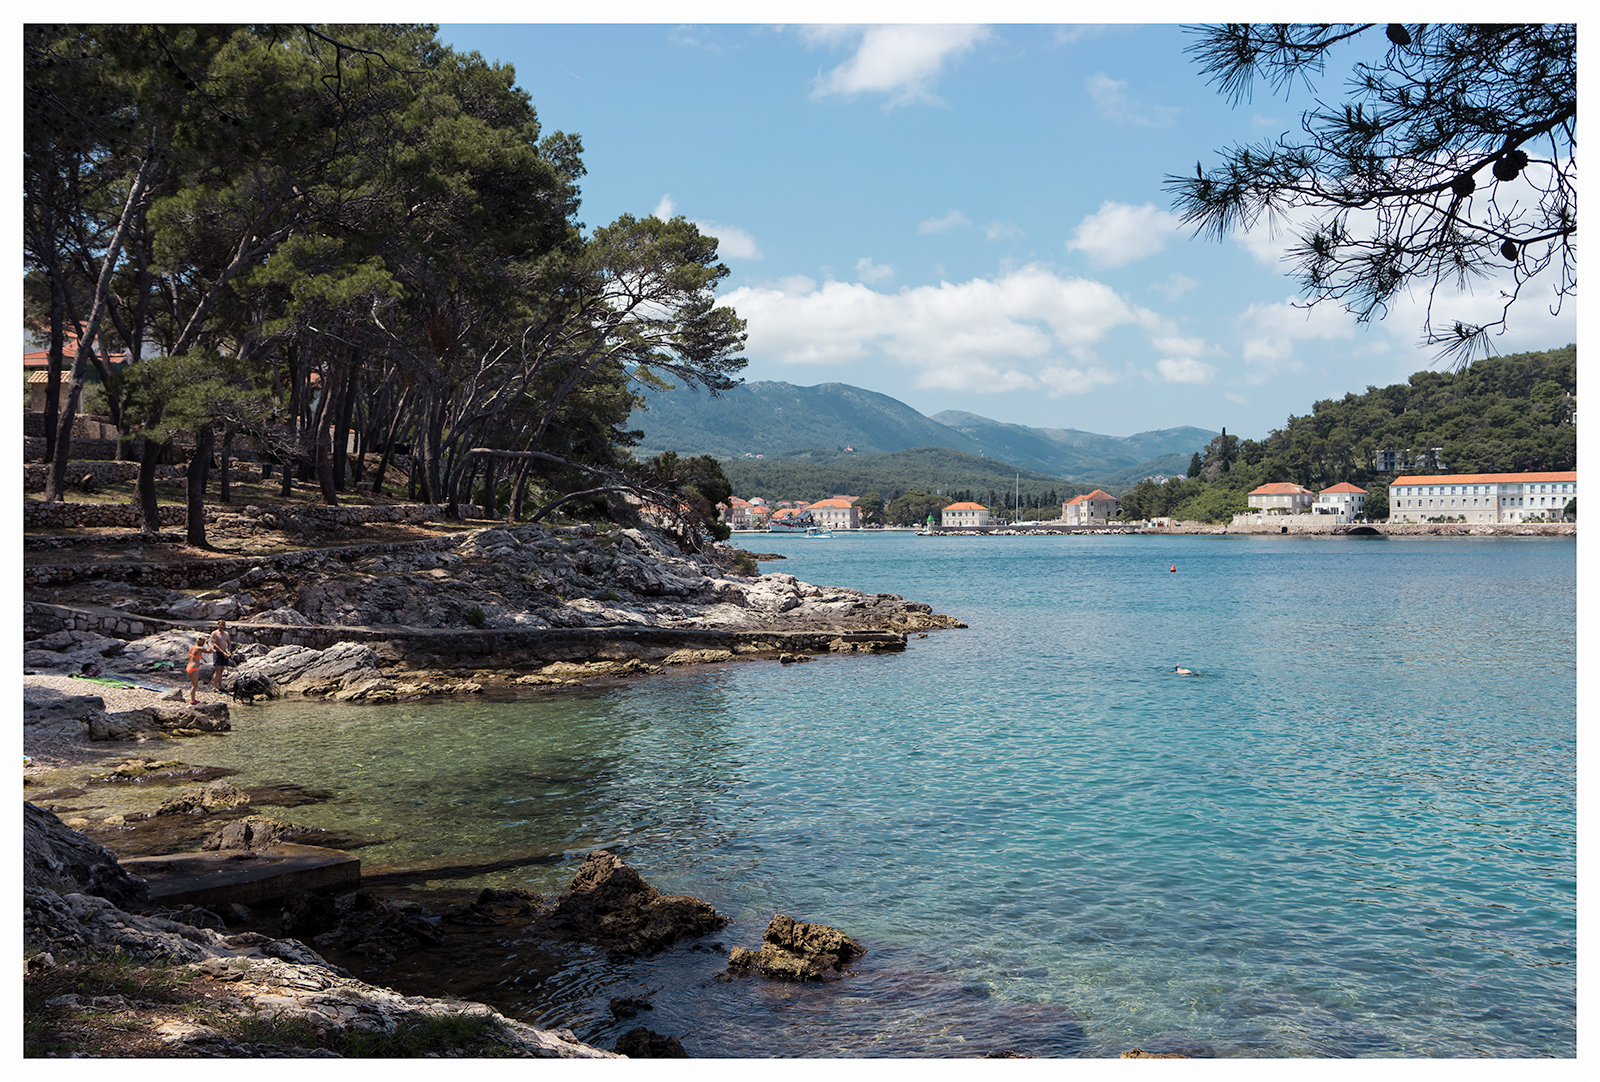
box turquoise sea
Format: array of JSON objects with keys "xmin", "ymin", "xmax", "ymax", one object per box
[{"xmin": 191, "ymin": 533, "xmax": 1576, "ymax": 1057}]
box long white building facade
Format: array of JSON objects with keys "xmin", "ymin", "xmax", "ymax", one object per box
[{"xmin": 1387, "ymin": 471, "xmax": 1577, "ymax": 524}]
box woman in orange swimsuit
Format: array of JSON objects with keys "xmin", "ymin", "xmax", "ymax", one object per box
[{"xmin": 187, "ymin": 635, "xmax": 206, "ymax": 704}]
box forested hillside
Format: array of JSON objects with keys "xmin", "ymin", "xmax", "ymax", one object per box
[
  {"xmin": 720, "ymin": 446, "xmax": 1085, "ymax": 510},
  {"xmin": 1118, "ymin": 345, "xmax": 1577, "ymax": 523}
]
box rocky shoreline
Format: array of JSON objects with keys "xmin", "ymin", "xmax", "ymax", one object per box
[{"xmin": 22, "ymin": 521, "xmax": 972, "ymax": 1057}]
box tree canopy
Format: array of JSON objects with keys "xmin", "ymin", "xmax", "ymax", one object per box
[
  {"xmin": 1167, "ymin": 23, "xmax": 1576, "ymax": 365},
  {"xmin": 24, "ymin": 24, "xmax": 746, "ymax": 545}
]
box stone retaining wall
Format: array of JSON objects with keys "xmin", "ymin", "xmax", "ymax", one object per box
[
  {"xmin": 23, "ymin": 461, "xmax": 188, "ymax": 491},
  {"xmin": 22, "ymin": 499, "xmax": 483, "ymax": 532}
]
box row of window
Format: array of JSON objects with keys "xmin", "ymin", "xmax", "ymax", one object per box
[{"xmin": 1403, "ymin": 482, "xmax": 1574, "ymax": 496}]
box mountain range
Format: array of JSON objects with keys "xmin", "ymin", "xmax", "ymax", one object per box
[{"xmin": 629, "ymin": 380, "xmax": 1216, "ymax": 485}]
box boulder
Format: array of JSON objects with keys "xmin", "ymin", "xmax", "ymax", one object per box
[
  {"xmin": 310, "ymin": 890, "xmax": 446, "ymax": 963},
  {"xmin": 253, "ymin": 606, "xmax": 313, "ymax": 626},
  {"xmin": 155, "ymin": 780, "xmax": 251, "ymax": 816},
  {"xmin": 23, "ymin": 803, "xmax": 151, "ymax": 910},
  {"xmin": 614, "ymin": 1027, "xmax": 688, "ymax": 1058},
  {"xmin": 231, "ymin": 641, "xmax": 383, "ymax": 694},
  {"xmin": 541, "ymin": 850, "xmax": 728, "ymax": 957},
  {"xmin": 727, "ymin": 913, "xmax": 865, "ymax": 982},
  {"xmin": 201, "ymin": 816, "xmax": 293, "ymax": 851},
  {"xmin": 92, "ymin": 703, "xmax": 231, "ymax": 741}
]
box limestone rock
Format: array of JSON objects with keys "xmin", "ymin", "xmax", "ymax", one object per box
[
  {"xmin": 155, "ymin": 780, "xmax": 251, "ymax": 816},
  {"xmin": 23, "ymin": 803, "xmax": 151, "ymax": 910},
  {"xmin": 614, "ymin": 1027, "xmax": 689, "ymax": 1057},
  {"xmin": 541, "ymin": 850, "xmax": 728, "ymax": 957},
  {"xmin": 232, "ymin": 641, "xmax": 383, "ymax": 694},
  {"xmin": 727, "ymin": 913, "xmax": 865, "ymax": 982},
  {"xmin": 661, "ymin": 648, "xmax": 734, "ymax": 666},
  {"xmin": 201, "ymin": 816, "xmax": 293, "ymax": 851}
]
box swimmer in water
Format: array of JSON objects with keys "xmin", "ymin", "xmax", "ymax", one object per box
[{"xmin": 1175, "ymin": 666, "xmax": 1195, "ymax": 676}]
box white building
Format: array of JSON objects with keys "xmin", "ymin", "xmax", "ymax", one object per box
[
  {"xmin": 1313, "ymin": 482, "xmax": 1368, "ymax": 521},
  {"xmin": 1387, "ymin": 471, "xmax": 1577, "ymax": 523},
  {"xmin": 804, "ymin": 497, "xmax": 861, "ymax": 530},
  {"xmin": 1247, "ymin": 482, "xmax": 1315, "ymax": 514},
  {"xmin": 1061, "ymin": 489, "xmax": 1121, "ymax": 525},
  {"xmin": 941, "ymin": 501, "xmax": 990, "ymax": 527}
]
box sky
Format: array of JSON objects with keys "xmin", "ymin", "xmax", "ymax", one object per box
[{"xmin": 428, "ymin": 17, "xmax": 1578, "ymax": 442}]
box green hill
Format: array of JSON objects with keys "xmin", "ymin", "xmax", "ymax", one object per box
[
  {"xmin": 630, "ymin": 381, "xmax": 985, "ymax": 459},
  {"xmin": 629, "ymin": 379, "xmax": 1217, "ymax": 485},
  {"xmin": 718, "ymin": 446, "xmax": 1085, "ymax": 507}
]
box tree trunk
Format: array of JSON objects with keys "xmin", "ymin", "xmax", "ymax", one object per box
[
  {"xmin": 44, "ymin": 268, "xmax": 65, "ymax": 463},
  {"xmin": 186, "ymin": 422, "xmax": 214, "ymax": 547},
  {"xmin": 218, "ymin": 423, "xmax": 235, "ymax": 504},
  {"xmin": 45, "ymin": 151, "xmax": 158, "ymax": 502},
  {"xmin": 135, "ymin": 436, "xmax": 163, "ymax": 534},
  {"xmin": 331, "ymin": 352, "xmax": 358, "ymax": 492}
]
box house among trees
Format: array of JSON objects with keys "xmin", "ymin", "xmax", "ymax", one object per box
[
  {"xmin": 1061, "ymin": 490, "xmax": 1120, "ymax": 525},
  {"xmin": 941, "ymin": 501, "xmax": 989, "ymax": 527},
  {"xmin": 1247, "ymin": 482, "xmax": 1315, "ymax": 515},
  {"xmin": 24, "ymin": 339, "xmax": 128, "ymax": 413},
  {"xmin": 1313, "ymin": 482, "xmax": 1368, "ymax": 519}
]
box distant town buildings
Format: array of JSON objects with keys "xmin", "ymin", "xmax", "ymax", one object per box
[
  {"xmin": 1387, "ymin": 471, "xmax": 1577, "ymax": 524},
  {"xmin": 1061, "ymin": 490, "xmax": 1120, "ymax": 525},
  {"xmin": 941, "ymin": 501, "xmax": 990, "ymax": 527}
]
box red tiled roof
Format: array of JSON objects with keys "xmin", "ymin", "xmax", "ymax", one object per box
[
  {"xmin": 807, "ymin": 498, "xmax": 855, "ymax": 509},
  {"xmin": 943, "ymin": 501, "xmax": 987, "ymax": 510},
  {"xmin": 1318, "ymin": 482, "xmax": 1368, "ymax": 494},
  {"xmin": 24, "ymin": 341, "xmax": 130, "ymax": 368},
  {"xmin": 1391, "ymin": 472, "xmax": 1576, "ymax": 486},
  {"xmin": 1249, "ymin": 482, "xmax": 1313, "ymax": 495}
]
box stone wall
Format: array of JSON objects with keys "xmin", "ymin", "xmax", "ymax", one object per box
[
  {"xmin": 23, "ymin": 461, "xmax": 189, "ymax": 492},
  {"xmin": 24, "ymin": 501, "xmax": 188, "ymax": 529}
]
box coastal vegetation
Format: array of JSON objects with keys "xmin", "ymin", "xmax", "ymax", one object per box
[
  {"xmin": 1117, "ymin": 345, "xmax": 1576, "ymax": 523},
  {"xmin": 24, "ymin": 24, "xmax": 745, "ymax": 545}
]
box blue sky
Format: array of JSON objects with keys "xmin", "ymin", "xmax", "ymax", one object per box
[{"xmin": 314, "ymin": 20, "xmax": 1591, "ymax": 440}]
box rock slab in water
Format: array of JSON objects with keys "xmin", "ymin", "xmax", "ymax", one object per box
[
  {"xmin": 155, "ymin": 780, "xmax": 251, "ymax": 816},
  {"xmin": 542, "ymin": 849, "xmax": 728, "ymax": 956},
  {"xmin": 727, "ymin": 913, "xmax": 865, "ymax": 981}
]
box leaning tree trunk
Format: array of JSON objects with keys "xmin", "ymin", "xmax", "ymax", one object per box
[{"xmin": 186, "ymin": 422, "xmax": 215, "ymax": 547}]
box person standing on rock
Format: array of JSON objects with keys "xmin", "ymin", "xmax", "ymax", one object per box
[
  {"xmin": 209, "ymin": 620, "xmax": 233, "ymax": 692},
  {"xmin": 187, "ymin": 635, "xmax": 207, "ymax": 703}
]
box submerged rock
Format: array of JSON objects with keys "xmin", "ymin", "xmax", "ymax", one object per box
[
  {"xmin": 155, "ymin": 780, "xmax": 251, "ymax": 817},
  {"xmin": 727, "ymin": 913, "xmax": 865, "ymax": 982}
]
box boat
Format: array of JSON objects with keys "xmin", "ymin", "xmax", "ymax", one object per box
[
  {"xmin": 767, "ymin": 512, "xmax": 816, "ymax": 533},
  {"xmin": 803, "ymin": 526, "xmax": 833, "ymax": 538}
]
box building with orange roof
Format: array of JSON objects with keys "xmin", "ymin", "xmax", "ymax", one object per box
[
  {"xmin": 940, "ymin": 501, "xmax": 990, "ymax": 528},
  {"xmin": 1388, "ymin": 471, "xmax": 1576, "ymax": 524},
  {"xmin": 1313, "ymin": 482, "xmax": 1368, "ymax": 520},
  {"xmin": 1247, "ymin": 481, "xmax": 1315, "ymax": 515},
  {"xmin": 1061, "ymin": 489, "xmax": 1120, "ymax": 526},
  {"xmin": 24, "ymin": 338, "xmax": 131, "ymax": 413},
  {"xmin": 804, "ymin": 496, "xmax": 860, "ymax": 530}
]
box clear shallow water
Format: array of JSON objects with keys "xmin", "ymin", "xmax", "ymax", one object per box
[{"xmin": 195, "ymin": 533, "xmax": 1575, "ymax": 1057}]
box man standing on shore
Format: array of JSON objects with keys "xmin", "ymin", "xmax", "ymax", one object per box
[{"xmin": 209, "ymin": 620, "xmax": 233, "ymax": 692}]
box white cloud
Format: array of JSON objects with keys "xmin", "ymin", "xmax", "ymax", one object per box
[
  {"xmin": 984, "ymin": 220, "xmax": 1024, "ymax": 240},
  {"xmin": 651, "ymin": 194, "xmax": 762, "ymax": 260},
  {"xmin": 696, "ymin": 221, "xmax": 764, "ymax": 260},
  {"xmin": 808, "ymin": 24, "xmax": 991, "ymax": 107},
  {"xmin": 1086, "ymin": 72, "xmax": 1178, "ymax": 127},
  {"xmin": 1067, "ymin": 201, "xmax": 1184, "ymax": 268},
  {"xmin": 1236, "ymin": 298, "xmax": 1356, "ymax": 380},
  {"xmin": 718, "ymin": 264, "xmax": 1164, "ymax": 396},
  {"xmin": 918, "ymin": 209, "xmax": 971, "ymax": 235},
  {"xmin": 1156, "ymin": 357, "xmax": 1215, "ymax": 384},
  {"xmin": 855, "ymin": 257, "xmax": 895, "ymax": 283},
  {"xmin": 1151, "ymin": 273, "xmax": 1198, "ymax": 301}
]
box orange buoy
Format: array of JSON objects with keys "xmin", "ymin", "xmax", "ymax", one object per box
[{"xmin": 1170, "ymin": 565, "xmax": 1177, "ymax": 573}]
